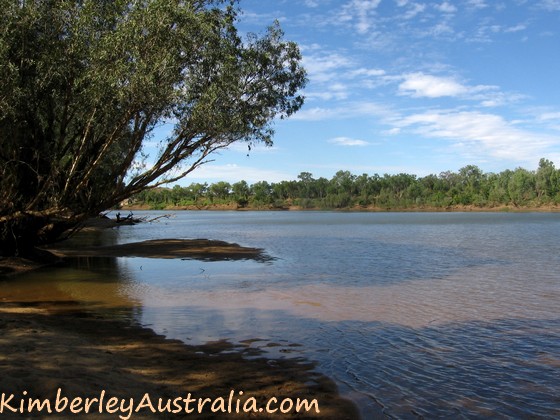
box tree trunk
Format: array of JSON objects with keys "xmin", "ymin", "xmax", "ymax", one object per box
[{"xmin": 0, "ymin": 212, "xmax": 75, "ymax": 258}]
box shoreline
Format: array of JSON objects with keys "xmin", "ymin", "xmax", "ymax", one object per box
[
  {"xmin": 0, "ymin": 233, "xmax": 361, "ymax": 418},
  {"xmin": 0, "ymin": 230, "xmax": 270, "ymax": 277},
  {"xmin": 0, "ymin": 304, "xmax": 360, "ymax": 419},
  {"xmin": 120, "ymin": 203, "xmax": 560, "ymax": 213}
]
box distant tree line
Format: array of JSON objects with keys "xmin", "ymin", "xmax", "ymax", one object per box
[{"xmin": 128, "ymin": 158, "xmax": 560, "ymax": 210}]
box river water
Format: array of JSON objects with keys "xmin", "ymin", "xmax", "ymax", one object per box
[{"xmin": 2, "ymin": 211, "xmax": 559, "ymax": 418}]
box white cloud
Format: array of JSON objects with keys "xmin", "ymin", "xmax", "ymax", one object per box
[
  {"xmin": 398, "ymin": 72, "xmax": 501, "ymax": 102},
  {"xmin": 348, "ymin": 68, "xmax": 387, "ymax": 77},
  {"xmin": 328, "ymin": 137, "xmax": 370, "ymax": 146},
  {"xmin": 399, "ymin": 73, "xmax": 468, "ymax": 98},
  {"xmin": 397, "ymin": 110, "xmax": 556, "ymax": 161}
]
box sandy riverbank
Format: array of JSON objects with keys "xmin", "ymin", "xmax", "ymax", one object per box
[
  {"xmin": 0, "ymin": 228, "xmax": 359, "ymax": 419},
  {"xmin": 0, "ymin": 304, "xmax": 359, "ymax": 419}
]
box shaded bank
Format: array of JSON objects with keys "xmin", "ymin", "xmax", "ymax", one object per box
[{"xmin": 0, "ymin": 304, "xmax": 359, "ymax": 419}]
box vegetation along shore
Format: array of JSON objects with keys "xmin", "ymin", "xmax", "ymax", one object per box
[{"xmin": 125, "ymin": 159, "xmax": 560, "ymax": 212}]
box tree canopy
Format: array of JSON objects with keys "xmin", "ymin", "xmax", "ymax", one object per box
[
  {"xmin": 130, "ymin": 159, "xmax": 560, "ymax": 211},
  {"xmin": 0, "ymin": 0, "xmax": 306, "ymax": 256}
]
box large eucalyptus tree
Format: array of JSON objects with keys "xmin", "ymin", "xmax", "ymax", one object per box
[{"xmin": 0, "ymin": 0, "xmax": 306, "ymax": 256}]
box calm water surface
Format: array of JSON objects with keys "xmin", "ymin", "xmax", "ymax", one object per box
[{"xmin": 2, "ymin": 211, "xmax": 559, "ymax": 418}]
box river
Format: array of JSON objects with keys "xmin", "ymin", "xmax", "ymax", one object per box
[{"xmin": 2, "ymin": 211, "xmax": 559, "ymax": 418}]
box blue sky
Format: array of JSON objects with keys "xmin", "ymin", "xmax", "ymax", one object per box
[{"xmin": 176, "ymin": 0, "xmax": 560, "ymax": 185}]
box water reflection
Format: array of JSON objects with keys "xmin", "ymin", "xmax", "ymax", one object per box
[
  {"xmin": 0, "ymin": 258, "xmax": 141, "ymax": 321},
  {"xmin": 32, "ymin": 255, "xmax": 554, "ymax": 418},
  {"xmin": 3, "ymin": 256, "xmax": 559, "ymax": 419}
]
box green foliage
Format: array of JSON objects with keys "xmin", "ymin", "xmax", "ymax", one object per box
[
  {"xmin": 0, "ymin": 0, "xmax": 306, "ymax": 255},
  {"xmin": 250, "ymin": 181, "xmax": 272, "ymax": 205},
  {"xmin": 130, "ymin": 159, "xmax": 560, "ymax": 211},
  {"xmin": 231, "ymin": 180, "xmax": 250, "ymax": 207}
]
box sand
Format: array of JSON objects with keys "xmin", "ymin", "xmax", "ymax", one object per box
[
  {"xmin": 0, "ymin": 233, "xmax": 360, "ymax": 419},
  {"xmin": 48, "ymin": 239, "xmax": 272, "ymax": 262},
  {"xmin": 0, "ymin": 306, "xmax": 358, "ymax": 419}
]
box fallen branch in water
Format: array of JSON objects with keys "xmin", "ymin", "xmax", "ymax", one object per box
[{"xmin": 144, "ymin": 214, "xmax": 174, "ymax": 223}]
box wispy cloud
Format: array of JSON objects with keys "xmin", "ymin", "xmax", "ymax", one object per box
[
  {"xmin": 302, "ymin": 49, "xmax": 355, "ymax": 84},
  {"xmin": 539, "ymin": 0, "xmax": 560, "ymax": 11},
  {"xmin": 467, "ymin": 0, "xmax": 488, "ymax": 9},
  {"xmin": 399, "ymin": 73, "xmax": 469, "ymax": 98},
  {"xmin": 339, "ymin": 0, "xmax": 382, "ymax": 34},
  {"xmin": 303, "ymin": 0, "xmax": 320, "ymax": 7},
  {"xmin": 425, "ymin": 22, "xmax": 456, "ymax": 37},
  {"xmin": 398, "ymin": 72, "xmax": 496, "ymax": 99},
  {"xmin": 300, "ymin": 47, "xmax": 358, "ymax": 100},
  {"xmin": 328, "ymin": 137, "xmax": 371, "ymax": 146},
  {"xmin": 348, "ymin": 68, "xmax": 386, "ymax": 77},
  {"xmin": 538, "ymin": 111, "xmax": 560, "ymax": 122},
  {"xmin": 396, "ymin": 110, "xmax": 557, "ymax": 162},
  {"xmin": 300, "ymin": 44, "xmax": 396, "ymax": 101},
  {"xmin": 535, "ymin": 110, "xmax": 560, "ymax": 132},
  {"xmin": 435, "ymin": 2, "xmax": 457, "ymax": 14},
  {"xmin": 293, "ymin": 101, "xmax": 395, "ymax": 121},
  {"xmin": 504, "ymin": 24, "xmax": 527, "ymax": 33},
  {"xmin": 468, "ymin": 19, "xmax": 530, "ymax": 43},
  {"xmin": 401, "ymin": 2, "xmax": 427, "ymax": 19}
]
